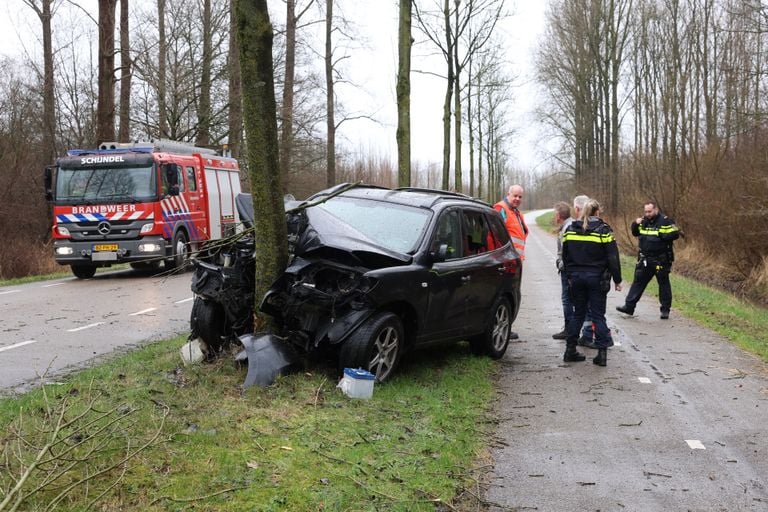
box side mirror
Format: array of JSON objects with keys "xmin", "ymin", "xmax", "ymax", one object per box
[
  {"xmin": 164, "ymin": 163, "xmax": 179, "ymax": 195},
  {"xmin": 44, "ymin": 166, "xmax": 54, "ymax": 201},
  {"xmin": 431, "ymin": 243, "xmax": 449, "ymax": 263}
]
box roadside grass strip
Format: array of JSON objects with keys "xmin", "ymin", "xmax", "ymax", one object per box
[{"xmin": 0, "ymin": 336, "xmax": 497, "ymax": 511}]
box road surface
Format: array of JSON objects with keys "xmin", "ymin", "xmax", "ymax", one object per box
[
  {"xmin": 485, "ymin": 211, "xmax": 768, "ymax": 511},
  {"xmin": 0, "ymin": 268, "xmax": 192, "ymax": 393}
]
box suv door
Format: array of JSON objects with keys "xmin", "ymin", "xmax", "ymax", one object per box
[
  {"xmin": 458, "ymin": 208, "xmax": 507, "ymax": 334},
  {"xmin": 422, "ymin": 209, "xmax": 472, "ymax": 341}
]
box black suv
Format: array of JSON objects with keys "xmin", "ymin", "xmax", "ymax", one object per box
[{"xmin": 191, "ymin": 183, "xmax": 522, "ymax": 382}]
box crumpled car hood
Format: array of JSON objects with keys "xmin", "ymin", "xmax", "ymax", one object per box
[{"xmin": 292, "ymin": 206, "xmax": 412, "ymax": 269}]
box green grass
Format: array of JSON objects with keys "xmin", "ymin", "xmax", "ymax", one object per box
[
  {"xmin": 0, "ymin": 265, "xmax": 131, "ymax": 287},
  {"xmin": 617, "ymin": 255, "xmax": 768, "ymax": 361},
  {"xmin": 0, "ymin": 337, "xmax": 496, "ymax": 511},
  {"xmin": 535, "ymin": 210, "xmax": 556, "ymax": 233}
]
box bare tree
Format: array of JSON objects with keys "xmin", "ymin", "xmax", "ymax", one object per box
[
  {"xmin": 325, "ymin": 0, "xmax": 336, "ymax": 186},
  {"xmin": 118, "ymin": 0, "xmax": 132, "ymax": 142},
  {"xmin": 196, "ymin": 0, "xmax": 213, "ymax": 146},
  {"xmin": 396, "ymin": 0, "xmax": 412, "ymax": 187},
  {"xmin": 97, "ymin": 0, "xmax": 118, "ymax": 144},
  {"xmin": 157, "ymin": 0, "xmax": 167, "ymax": 137},
  {"xmin": 228, "ymin": 0, "xmax": 243, "ymax": 158},
  {"xmin": 22, "ymin": 0, "xmax": 56, "ymax": 163}
]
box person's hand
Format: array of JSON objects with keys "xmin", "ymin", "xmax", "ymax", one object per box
[
  {"xmin": 635, "ymin": 217, "xmax": 643, "ymax": 224},
  {"xmin": 615, "ymin": 282, "xmax": 622, "ymax": 292}
]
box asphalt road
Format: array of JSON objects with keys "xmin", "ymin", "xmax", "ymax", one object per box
[
  {"xmin": 0, "ymin": 267, "xmax": 192, "ymax": 393},
  {"xmin": 485, "ymin": 211, "xmax": 768, "ymax": 511}
]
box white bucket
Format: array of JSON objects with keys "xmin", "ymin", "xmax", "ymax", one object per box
[{"xmin": 338, "ymin": 368, "xmax": 375, "ymax": 399}]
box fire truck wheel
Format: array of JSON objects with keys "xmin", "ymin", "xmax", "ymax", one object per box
[
  {"xmin": 166, "ymin": 230, "xmax": 189, "ymax": 270},
  {"xmin": 71, "ymin": 265, "xmax": 97, "ymax": 279}
]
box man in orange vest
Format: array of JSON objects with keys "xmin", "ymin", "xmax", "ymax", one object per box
[
  {"xmin": 494, "ymin": 184, "xmax": 528, "ymax": 340},
  {"xmin": 494, "ymin": 184, "xmax": 528, "ymax": 260}
]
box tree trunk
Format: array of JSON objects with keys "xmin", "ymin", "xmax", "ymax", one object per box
[
  {"xmin": 325, "ymin": 0, "xmax": 336, "ymax": 187},
  {"xmin": 118, "ymin": 0, "xmax": 132, "ymax": 142},
  {"xmin": 197, "ymin": 0, "xmax": 213, "ymax": 146},
  {"xmin": 235, "ymin": 0, "xmax": 287, "ymax": 328},
  {"xmin": 97, "ymin": 0, "xmax": 117, "ymax": 145},
  {"xmin": 396, "ymin": 0, "xmax": 412, "ymax": 187},
  {"xmin": 228, "ymin": 0, "xmax": 243, "ymax": 158},
  {"xmin": 441, "ymin": 0, "xmax": 454, "ymax": 190},
  {"xmin": 157, "ymin": 0, "xmax": 167, "ymax": 138}
]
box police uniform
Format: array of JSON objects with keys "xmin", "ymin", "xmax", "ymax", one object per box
[
  {"xmin": 618, "ymin": 213, "xmax": 680, "ymax": 317},
  {"xmin": 562, "ymin": 217, "xmax": 622, "ymax": 351}
]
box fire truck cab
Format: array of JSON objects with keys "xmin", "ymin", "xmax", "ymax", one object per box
[{"xmin": 44, "ymin": 140, "xmax": 242, "ymax": 279}]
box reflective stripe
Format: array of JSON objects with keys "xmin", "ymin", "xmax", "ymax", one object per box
[
  {"xmin": 563, "ymin": 232, "xmax": 614, "ymax": 243},
  {"xmin": 510, "ymin": 236, "xmax": 526, "ymax": 246},
  {"xmin": 638, "ymin": 228, "xmax": 659, "ymax": 235},
  {"xmin": 659, "ymin": 225, "xmax": 679, "ymax": 233}
]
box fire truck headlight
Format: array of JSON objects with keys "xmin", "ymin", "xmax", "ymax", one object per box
[
  {"xmin": 56, "ymin": 226, "xmax": 70, "ymax": 236},
  {"xmin": 138, "ymin": 243, "xmax": 162, "ymax": 253},
  {"xmin": 55, "ymin": 247, "xmax": 74, "ymax": 256},
  {"xmin": 140, "ymin": 222, "xmax": 154, "ymax": 234}
]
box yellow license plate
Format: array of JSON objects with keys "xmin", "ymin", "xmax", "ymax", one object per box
[{"xmin": 94, "ymin": 244, "xmax": 118, "ymax": 251}]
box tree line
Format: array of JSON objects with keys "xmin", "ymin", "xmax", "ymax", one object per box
[{"xmin": 535, "ymin": 0, "xmax": 768, "ymax": 303}]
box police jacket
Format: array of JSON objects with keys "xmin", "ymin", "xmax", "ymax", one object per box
[
  {"xmin": 562, "ymin": 217, "xmax": 622, "ymax": 285},
  {"xmin": 494, "ymin": 199, "xmax": 528, "ymax": 259},
  {"xmin": 631, "ymin": 213, "xmax": 680, "ymax": 260}
]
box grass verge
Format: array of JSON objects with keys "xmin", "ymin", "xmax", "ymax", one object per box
[
  {"xmin": 0, "ymin": 265, "xmax": 131, "ymax": 287},
  {"xmin": 0, "ymin": 337, "xmax": 496, "ymax": 511},
  {"xmin": 536, "ymin": 209, "xmax": 768, "ymax": 362}
]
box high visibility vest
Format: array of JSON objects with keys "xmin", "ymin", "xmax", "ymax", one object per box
[{"xmin": 494, "ymin": 200, "xmax": 528, "ymax": 259}]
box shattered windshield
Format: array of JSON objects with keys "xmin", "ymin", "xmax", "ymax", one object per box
[
  {"xmin": 316, "ymin": 197, "xmax": 430, "ymax": 254},
  {"xmin": 56, "ymin": 166, "xmax": 156, "ymax": 203}
]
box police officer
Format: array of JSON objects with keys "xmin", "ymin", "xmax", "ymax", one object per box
[
  {"xmin": 562, "ymin": 199, "xmax": 622, "ymax": 366},
  {"xmin": 616, "ymin": 201, "xmax": 681, "ymax": 319}
]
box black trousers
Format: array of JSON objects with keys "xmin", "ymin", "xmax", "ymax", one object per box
[{"xmin": 625, "ymin": 258, "xmax": 672, "ymax": 312}]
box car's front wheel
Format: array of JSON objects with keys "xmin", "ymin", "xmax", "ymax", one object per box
[
  {"xmin": 190, "ymin": 297, "xmax": 227, "ymax": 359},
  {"xmin": 339, "ymin": 312, "xmax": 403, "ymax": 382},
  {"xmin": 470, "ymin": 295, "xmax": 511, "ymax": 359}
]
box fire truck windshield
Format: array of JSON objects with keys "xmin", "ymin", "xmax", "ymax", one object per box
[{"xmin": 55, "ymin": 165, "xmax": 156, "ymax": 203}]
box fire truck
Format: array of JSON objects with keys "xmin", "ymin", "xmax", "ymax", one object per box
[{"xmin": 44, "ymin": 140, "xmax": 243, "ymax": 279}]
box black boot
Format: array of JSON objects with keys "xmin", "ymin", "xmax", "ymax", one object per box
[
  {"xmin": 593, "ymin": 348, "xmax": 607, "ymax": 366},
  {"xmin": 563, "ymin": 346, "xmax": 586, "ymax": 362}
]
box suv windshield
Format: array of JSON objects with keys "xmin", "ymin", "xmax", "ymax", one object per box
[
  {"xmin": 318, "ymin": 197, "xmax": 430, "ymax": 253},
  {"xmin": 56, "ymin": 166, "xmax": 156, "ymax": 203}
]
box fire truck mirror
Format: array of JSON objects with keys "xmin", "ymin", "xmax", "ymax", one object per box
[
  {"xmin": 44, "ymin": 166, "xmax": 54, "ymax": 201},
  {"xmin": 164, "ymin": 163, "xmax": 179, "ymax": 196}
]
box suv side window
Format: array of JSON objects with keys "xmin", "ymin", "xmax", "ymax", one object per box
[
  {"xmin": 433, "ymin": 210, "xmax": 463, "ymax": 260},
  {"xmin": 488, "ymin": 212, "xmax": 510, "ymax": 248},
  {"xmin": 462, "ymin": 209, "xmax": 493, "ymax": 255}
]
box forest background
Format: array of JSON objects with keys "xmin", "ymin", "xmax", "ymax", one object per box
[{"xmin": 0, "ymin": 0, "xmax": 766, "ymax": 306}]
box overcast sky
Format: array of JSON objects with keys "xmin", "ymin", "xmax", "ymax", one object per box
[{"xmin": 0, "ymin": 0, "xmax": 549, "ymax": 170}]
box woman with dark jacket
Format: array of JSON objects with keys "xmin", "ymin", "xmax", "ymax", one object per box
[{"xmin": 561, "ymin": 199, "xmax": 623, "ymax": 366}]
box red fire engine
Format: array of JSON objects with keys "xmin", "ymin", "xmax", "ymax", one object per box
[{"xmin": 44, "ymin": 140, "xmax": 242, "ymax": 278}]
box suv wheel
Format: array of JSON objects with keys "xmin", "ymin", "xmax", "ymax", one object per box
[
  {"xmin": 470, "ymin": 295, "xmax": 511, "ymax": 359},
  {"xmin": 190, "ymin": 297, "xmax": 227, "ymax": 358},
  {"xmin": 339, "ymin": 312, "xmax": 402, "ymax": 382}
]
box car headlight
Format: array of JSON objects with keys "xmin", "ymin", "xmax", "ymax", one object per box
[
  {"xmin": 57, "ymin": 225, "xmax": 70, "ymax": 236},
  {"xmin": 55, "ymin": 246, "xmax": 74, "ymax": 255},
  {"xmin": 140, "ymin": 222, "xmax": 154, "ymax": 234}
]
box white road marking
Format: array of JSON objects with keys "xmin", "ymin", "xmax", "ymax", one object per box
[
  {"xmin": 174, "ymin": 297, "xmax": 194, "ymax": 304},
  {"xmin": 0, "ymin": 340, "xmax": 39, "ymax": 353},
  {"xmin": 638, "ymin": 377, "xmax": 652, "ymax": 384},
  {"xmin": 0, "ymin": 290, "xmax": 21, "ymax": 296},
  {"xmin": 42, "ymin": 282, "xmax": 64, "ymax": 288},
  {"xmin": 685, "ymin": 440, "xmax": 706, "ymax": 450},
  {"xmin": 129, "ymin": 307, "xmax": 157, "ymax": 316},
  {"xmin": 67, "ymin": 322, "xmax": 105, "ymax": 332}
]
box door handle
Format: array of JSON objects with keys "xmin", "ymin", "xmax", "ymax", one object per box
[
  {"xmin": 496, "ymin": 267, "xmax": 506, "ymax": 274},
  {"xmin": 461, "ymin": 275, "xmax": 471, "ymax": 283}
]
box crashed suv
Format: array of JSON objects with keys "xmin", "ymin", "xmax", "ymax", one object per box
[{"xmin": 191, "ymin": 183, "xmax": 522, "ymax": 382}]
